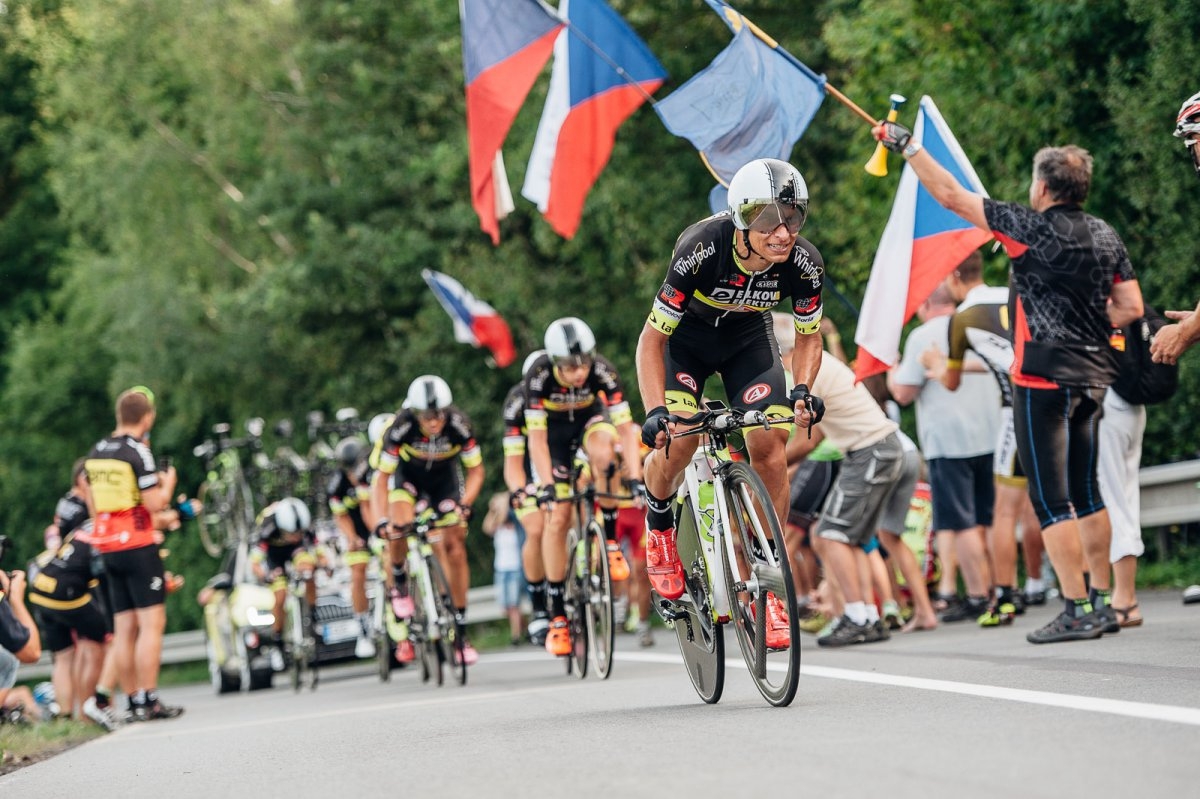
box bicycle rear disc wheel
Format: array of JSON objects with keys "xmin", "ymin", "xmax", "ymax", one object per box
[
  {"xmin": 719, "ymin": 461, "xmax": 800, "ymax": 707},
  {"xmin": 671, "ymin": 505, "xmax": 725, "ymax": 704},
  {"xmin": 584, "ymin": 522, "xmax": 615, "ymax": 680}
]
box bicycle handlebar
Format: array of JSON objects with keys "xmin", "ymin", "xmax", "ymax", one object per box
[{"xmin": 662, "ymin": 408, "xmax": 795, "ymax": 458}]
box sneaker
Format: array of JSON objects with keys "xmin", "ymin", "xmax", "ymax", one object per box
[
  {"xmin": 133, "ymin": 698, "xmax": 184, "ymax": 721},
  {"xmin": 82, "ymin": 696, "xmax": 120, "ymax": 732},
  {"xmin": 978, "ymin": 602, "xmax": 1017, "ymax": 628},
  {"xmin": 863, "ymin": 619, "xmax": 891, "ymax": 643},
  {"xmin": 1026, "ymin": 610, "xmax": 1104, "ymax": 644},
  {"xmin": 762, "ymin": 592, "xmax": 791, "ymax": 650},
  {"xmin": 816, "ymin": 615, "xmax": 870, "ymax": 647},
  {"xmin": 269, "ymin": 646, "xmax": 286, "ymax": 672},
  {"xmin": 645, "ymin": 528, "xmax": 685, "ymax": 600},
  {"xmin": 606, "ymin": 542, "xmax": 630, "ymax": 582},
  {"xmin": 638, "ymin": 625, "xmax": 655, "ymax": 648},
  {"xmin": 390, "ymin": 586, "xmax": 414, "ymax": 619},
  {"xmin": 395, "ymin": 639, "xmax": 416, "ymax": 664},
  {"xmin": 1024, "ymin": 589, "xmax": 1048, "ymax": 606},
  {"xmin": 1011, "ymin": 592, "xmax": 1027, "ymax": 615},
  {"xmin": 940, "ymin": 597, "xmax": 988, "ymax": 623},
  {"xmin": 355, "ymin": 634, "xmax": 377, "ymax": 659},
  {"xmin": 613, "ymin": 595, "xmax": 629, "ymax": 629},
  {"xmin": 1091, "ymin": 604, "xmax": 1120, "ymax": 635},
  {"xmin": 882, "ymin": 600, "xmax": 904, "ymax": 630},
  {"xmin": 455, "ymin": 642, "xmax": 479, "ymax": 666},
  {"xmin": 798, "ymin": 611, "xmax": 831, "ymax": 635},
  {"xmin": 527, "ymin": 611, "xmax": 551, "ymax": 646},
  {"xmin": 545, "ymin": 615, "xmax": 571, "ymax": 656}
]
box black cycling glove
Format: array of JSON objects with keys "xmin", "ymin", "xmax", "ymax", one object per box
[
  {"xmin": 789, "ymin": 384, "xmax": 826, "ymax": 424},
  {"xmin": 641, "ymin": 406, "xmax": 670, "ymax": 448}
]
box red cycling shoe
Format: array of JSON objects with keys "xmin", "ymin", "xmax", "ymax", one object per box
[
  {"xmin": 759, "ymin": 591, "xmax": 791, "ymax": 651},
  {"xmin": 646, "ymin": 529, "xmax": 685, "ymax": 600}
]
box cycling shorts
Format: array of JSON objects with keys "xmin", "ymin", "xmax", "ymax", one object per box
[
  {"xmin": 34, "ymin": 602, "xmax": 109, "ymax": 653},
  {"xmin": 614, "ymin": 506, "xmax": 646, "ymax": 559},
  {"xmin": 100, "ymin": 544, "xmax": 165, "ymax": 614},
  {"xmin": 993, "ymin": 406, "xmax": 1028, "ymax": 487},
  {"xmin": 787, "ymin": 459, "xmax": 840, "ymax": 528},
  {"xmin": 388, "ymin": 460, "xmax": 464, "ymax": 526}
]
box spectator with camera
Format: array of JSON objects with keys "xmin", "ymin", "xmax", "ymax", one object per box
[{"xmin": 0, "ymin": 540, "xmax": 43, "ymax": 722}]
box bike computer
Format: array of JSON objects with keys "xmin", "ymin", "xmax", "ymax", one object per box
[{"xmin": 703, "ymin": 399, "xmax": 728, "ymax": 412}]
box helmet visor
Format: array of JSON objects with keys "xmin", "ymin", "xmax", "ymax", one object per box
[
  {"xmin": 553, "ymin": 352, "xmax": 593, "ymax": 371},
  {"xmin": 740, "ymin": 201, "xmax": 807, "ymax": 234}
]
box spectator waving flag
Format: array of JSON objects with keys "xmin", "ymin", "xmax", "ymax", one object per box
[
  {"xmin": 522, "ymin": 0, "xmax": 666, "ymax": 239},
  {"xmin": 460, "ymin": 0, "xmax": 562, "ymax": 245},
  {"xmin": 422, "ymin": 269, "xmax": 516, "ymax": 368},
  {"xmin": 853, "ymin": 96, "xmax": 994, "ymax": 382},
  {"xmin": 656, "ymin": 1, "xmax": 827, "ymax": 189}
]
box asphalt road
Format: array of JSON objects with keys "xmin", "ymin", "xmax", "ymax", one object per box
[{"xmin": 4, "ymin": 590, "xmax": 1197, "ymax": 798}]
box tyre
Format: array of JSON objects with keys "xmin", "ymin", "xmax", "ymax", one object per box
[
  {"xmin": 583, "ymin": 521, "xmax": 615, "ymax": 680},
  {"xmin": 207, "ymin": 639, "xmax": 240, "ymax": 695},
  {"xmin": 196, "ymin": 480, "xmax": 231, "ymax": 558},
  {"xmin": 718, "ymin": 461, "xmax": 800, "ymax": 707},
  {"xmin": 427, "ymin": 555, "xmax": 465, "ymax": 686},
  {"xmin": 248, "ymin": 667, "xmax": 273, "ymax": 691},
  {"xmin": 670, "ymin": 503, "xmax": 724, "ymax": 704},
  {"xmin": 564, "ymin": 528, "xmax": 588, "ymax": 679}
]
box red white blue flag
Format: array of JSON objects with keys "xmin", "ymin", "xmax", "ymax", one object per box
[
  {"xmin": 853, "ymin": 96, "xmax": 994, "ymax": 382},
  {"xmin": 460, "ymin": 0, "xmax": 561, "ymax": 245},
  {"xmin": 422, "ymin": 269, "xmax": 516, "ymax": 368},
  {"xmin": 522, "ymin": 0, "xmax": 666, "ymax": 239}
]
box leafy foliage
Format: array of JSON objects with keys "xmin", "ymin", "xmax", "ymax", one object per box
[{"xmin": 1, "ymin": 0, "xmax": 1198, "ymax": 627}]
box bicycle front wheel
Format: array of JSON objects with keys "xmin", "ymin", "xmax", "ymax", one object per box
[
  {"xmin": 583, "ymin": 521, "xmax": 615, "ymax": 679},
  {"xmin": 564, "ymin": 527, "xmax": 588, "ymax": 679},
  {"xmin": 671, "ymin": 502, "xmax": 724, "ymax": 704},
  {"xmin": 196, "ymin": 479, "xmax": 231, "ymax": 558},
  {"xmin": 719, "ymin": 461, "xmax": 800, "ymax": 707},
  {"xmin": 427, "ymin": 554, "xmax": 465, "ymax": 686}
]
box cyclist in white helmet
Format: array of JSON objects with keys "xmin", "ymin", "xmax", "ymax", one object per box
[
  {"xmin": 635, "ymin": 158, "xmax": 828, "ymax": 652},
  {"xmin": 370, "ymin": 376, "xmax": 485, "ymax": 665},
  {"xmin": 524, "ymin": 318, "xmax": 644, "ymax": 657}
]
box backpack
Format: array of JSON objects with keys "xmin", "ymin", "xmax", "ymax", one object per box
[{"xmin": 1111, "ymin": 305, "xmax": 1179, "ymax": 405}]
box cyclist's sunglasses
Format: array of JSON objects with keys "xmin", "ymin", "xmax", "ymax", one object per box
[
  {"xmin": 740, "ymin": 201, "xmax": 807, "ymax": 234},
  {"xmin": 553, "ymin": 353, "xmax": 593, "ymax": 370},
  {"xmin": 417, "ymin": 409, "xmax": 445, "ymax": 423}
]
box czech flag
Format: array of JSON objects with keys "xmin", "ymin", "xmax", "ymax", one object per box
[
  {"xmin": 522, "ymin": 0, "xmax": 666, "ymax": 239},
  {"xmin": 460, "ymin": 0, "xmax": 562, "ymax": 245},
  {"xmin": 422, "ymin": 269, "xmax": 516, "ymax": 368},
  {"xmin": 853, "ymin": 96, "xmax": 993, "ymax": 382}
]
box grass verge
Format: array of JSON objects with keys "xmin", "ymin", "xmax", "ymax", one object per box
[{"xmin": 0, "ymin": 719, "xmax": 105, "ymax": 776}]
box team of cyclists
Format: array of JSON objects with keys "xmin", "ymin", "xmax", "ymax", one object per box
[{"xmin": 23, "ymin": 154, "xmax": 827, "ymax": 728}]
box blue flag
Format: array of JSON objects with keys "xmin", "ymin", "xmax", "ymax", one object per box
[{"xmin": 655, "ymin": 23, "xmax": 826, "ymax": 187}]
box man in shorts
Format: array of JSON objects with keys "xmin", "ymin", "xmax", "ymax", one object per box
[{"xmin": 84, "ymin": 386, "xmax": 182, "ymax": 720}]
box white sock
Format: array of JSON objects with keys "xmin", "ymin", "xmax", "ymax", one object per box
[
  {"xmin": 864, "ymin": 605, "xmax": 880, "ymax": 623},
  {"xmin": 1025, "ymin": 578, "xmax": 1045, "ymax": 594},
  {"xmin": 844, "ymin": 602, "xmax": 868, "ymax": 625}
]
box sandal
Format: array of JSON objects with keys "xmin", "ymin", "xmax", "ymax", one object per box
[{"xmin": 1113, "ymin": 603, "xmax": 1143, "ymax": 628}]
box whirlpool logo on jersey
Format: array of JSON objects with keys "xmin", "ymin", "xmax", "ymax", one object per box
[{"xmin": 673, "ymin": 241, "xmax": 716, "ymax": 276}]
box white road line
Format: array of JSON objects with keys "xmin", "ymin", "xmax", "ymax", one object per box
[{"xmin": 616, "ymin": 651, "xmax": 1200, "ymax": 726}]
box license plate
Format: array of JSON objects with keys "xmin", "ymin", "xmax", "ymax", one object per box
[{"xmin": 321, "ymin": 619, "xmax": 360, "ymax": 644}]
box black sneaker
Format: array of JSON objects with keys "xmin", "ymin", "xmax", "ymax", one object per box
[
  {"xmin": 940, "ymin": 597, "xmax": 988, "ymax": 623},
  {"xmin": 1024, "ymin": 589, "xmax": 1048, "ymax": 606},
  {"xmin": 1090, "ymin": 604, "xmax": 1120, "ymax": 635},
  {"xmin": 816, "ymin": 616, "xmax": 870, "ymax": 647},
  {"xmin": 133, "ymin": 698, "xmax": 185, "ymax": 721},
  {"xmin": 863, "ymin": 619, "xmax": 891, "ymax": 643},
  {"xmin": 527, "ymin": 611, "xmax": 550, "ymax": 646},
  {"xmin": 1026, "ymin": 610, "xmax": 1104, "ymax": 644}
]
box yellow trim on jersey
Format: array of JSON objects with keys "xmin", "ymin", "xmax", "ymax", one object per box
[
  {"xmin": 664, "ymin": 391, "xmax": 700, "ymax": 414},
  {"xmin": 502, "ymin": 436, "xmax": 527, "ymax": 457},
  {"xmin": 607, "ymin": 400, "xmax": 632, "ymax": 427},
  {"xmin": 28, "ymin": 593, "xmax": 92, "ymax": 611},
  {"xmin": 344, "ymin": 550, "xmax": 370, "ymax": 567},
  {"xmin": 524, "ymin": 408, "xmax": 548, "ymax": 432}
]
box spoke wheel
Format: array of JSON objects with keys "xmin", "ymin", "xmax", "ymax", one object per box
[
  {"xmin": 375, "ymin": 597, "xmax": 392, "ymax": 683},
  {"xmin": 671, "ymin": 504, "xmax": 724, "ymax": 704},
  {"xmin": 719, "ymin": 461, "xmax": 800, "ymax": 707},
  {"xmin": 196, "ymin": 479, "xmax": 232, "ymax": 558},
  {"xmin": 412, "ymin": 571, "xmax": 441, "ymax": 686},
  {"xmin": 584, "ymin": 522, "xmax": 615, "ymax": 680}
]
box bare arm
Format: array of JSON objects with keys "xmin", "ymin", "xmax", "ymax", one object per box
[
  {"xmin": 886, "ymin": 370, "xmax": 921, "ymax": 406},
  {"xmin": 460, "ymin": 462, "xmax": 484, "ymax": 511},
  {"xmin": 785, "ymin": 422, "xmax": 826, "ymax": 466},
  {"xmin": 635, "ymin": 323, "xmax": 669, "ymax": 412},
  {"xmin": 789, "ymin": 329, "xmax": 823, "ymax": 391},
  {"xmin": 1107, "ymin": 279, "xmax": 1144, "ymax": 329},
  {"xmin": 503, "ymin": 453, "xmax": 529, "ymax": 494},
  {"xmin": 1151, "ymin": 298, "xmax": 1200, "ymax": 365},
  {"xmin": 0, "ymin": 572, "xmax": 41, "ymax": 664},
  {"xmin": 902, "ymin": 148, "xmax": 989, "ymax": 231}
]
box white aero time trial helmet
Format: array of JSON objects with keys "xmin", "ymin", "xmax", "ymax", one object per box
[{"xmin": 727, "ymin": 158, "xmax": 809, "ymax": 234}]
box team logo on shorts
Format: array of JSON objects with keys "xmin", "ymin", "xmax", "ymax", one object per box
[
  {"xmin": 676, "ymin": 372, "xmax": 698, "ymax": 392},
  {"xmin": 150, "ymin": 576, "xmax": 163, "ymax": 592},
  {"xmin": 742, "ymin": 382, "xmax": 770, "ymax": 404}
]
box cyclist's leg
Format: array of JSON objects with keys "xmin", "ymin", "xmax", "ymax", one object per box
[
  {"xmin": 582, "ymin": 419, "xmax": 631, "ymax": 581},
  {"xmin": 386, "ymin": 473, "xmax": 417, "ymax": 614}
]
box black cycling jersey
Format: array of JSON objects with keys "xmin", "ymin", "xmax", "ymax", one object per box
[
  {"xmin": 946, "ymin": 285, "xmax": 1014, "ymax": 407},
  {"xmin": 28, "ymin": 531, "xmax": 101, "ymax": 611},
  {"xmin": 53, "ymin": 492, "xmax": 91, "ymax": 538},
  {"xmin": 984, "ymin": 200, "xmax": 1137, "ymax": 388},
  {"xmin": 327, "ymin": 469, "xmax": 371, "ymax": 542},
  {"xmin": 374, "ymin": 407, "xmax": 482, "ymax": 477},
  {"xmin": 646, "ymin": 213, "xmax": 824, "ymax": 337},
  {"xmin": 502, "ymin": 381, "xmax": 535, "ymax": 484},
  {"xmin": 524, "ymin": 354, "xmax": 632, "ymax": 430}
]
